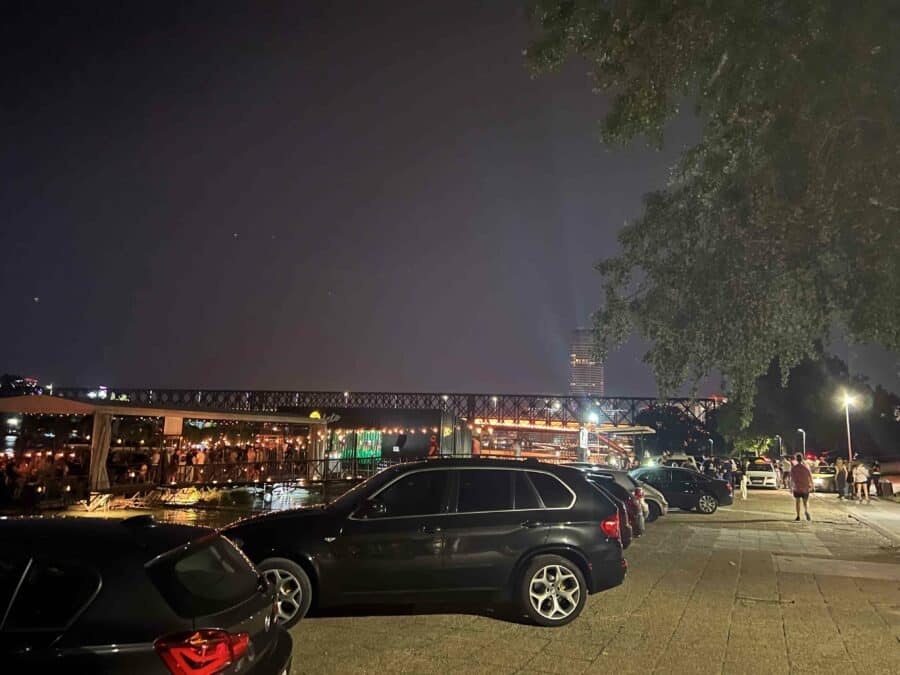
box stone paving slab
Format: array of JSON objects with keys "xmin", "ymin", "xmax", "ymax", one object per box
[
  {"xmin": 775, "ymin": 554, "xmax": 900, "ymax": 581},
  {"xmin": 289, "ymin": 491, "xmax": 900, "ymax": 674}
]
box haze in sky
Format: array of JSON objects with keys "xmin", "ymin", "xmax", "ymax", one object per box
[{"xmin": 2, "ymin": 1, "xmax": 896, "ymax": 396}]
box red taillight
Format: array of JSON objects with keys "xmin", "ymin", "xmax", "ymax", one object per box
[
  {"xmin": 726, "ymin": 482, "xmax": 733, "ymax": 494},
  {"xmin": 634, "ymin": 487, "xmax": 644, "ymax": 500},
  {"xmin": 155, "ymin": 629, "xmax": 250, "ymax": 675},
  {"xmin": 601, "ymin": 512, "xmax": 620, "ymax": 539}
]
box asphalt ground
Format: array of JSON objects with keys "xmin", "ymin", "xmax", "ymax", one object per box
[{"xmin": 288, "ymin": 490, "xmax": 900, "ymax": 674}]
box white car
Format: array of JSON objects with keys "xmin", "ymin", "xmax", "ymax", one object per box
[{"xmin": 746, "ymin": 460, "xmax": 780, "ymax": 488}]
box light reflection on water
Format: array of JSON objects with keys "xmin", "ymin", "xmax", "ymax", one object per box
[{"xmin": 65, "ymin": 484, "xmax": 350, "ymax": 529}]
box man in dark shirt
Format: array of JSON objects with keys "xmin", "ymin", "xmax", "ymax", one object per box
[{"xmin": 790, "ymin": 453, "xmax": 814, "ymax": 521}]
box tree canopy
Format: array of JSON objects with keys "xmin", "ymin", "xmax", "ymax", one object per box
[
  {"xmin": 711, "ymin": 353, "xmax": 900, "ymax": 459},
  {"xmin": 526, "ymin": 1, "xmax": 900, "ymax": 420}
]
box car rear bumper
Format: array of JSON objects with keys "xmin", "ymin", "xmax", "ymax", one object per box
[
  {"xmin": 588, "ymin": 547, "xmax": 627, "ymax": 593},
  {"xmin": 247, "ymin": 626, "xmax": 292, "ymax": 675},
  {"xmin": 748, "ymin": 475, "xmax": 779, "ymax": 488},
  {"xmin": 719, "ymin": 492, "xmax": 734, "ymax": 506}
]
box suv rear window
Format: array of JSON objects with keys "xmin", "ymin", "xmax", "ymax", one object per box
[
  {"xmin": 527, "ymin": 472, "xmax": 574, "ymax": 508},
  {"xmin": 146, "ymin": 535, "xmax": 258, "ymax": 618}
]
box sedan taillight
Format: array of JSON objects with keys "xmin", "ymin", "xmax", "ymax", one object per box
[
  {"xmin": 633, "ymin": 487, "xmax": 644, "ymax": 500},
  {"xmin": 155, "ymin": 629, "xmax": 249, "ymax": 675},
  {"xmin": 600, "ymin": 512, "xmax": 620, "ymax": 540}
]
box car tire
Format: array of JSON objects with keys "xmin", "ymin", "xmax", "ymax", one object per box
[
  {"xmin": 696, "ymin": 493, "xmax": 718, "ymax": 514},
  {"xmin": 519, "ymin": 555, "xmax": 587, "ymax": 627},
  {"xmin": 646, "ymin": 501, "xmax": 662, "ymax": 522},
  {"xmin": 258, "ymin": 557, "xmax": 312, "ymax": 629}
]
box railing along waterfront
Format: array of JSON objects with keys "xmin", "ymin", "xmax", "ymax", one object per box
[{"xmin": 105, "ymin": 457, "xmax": 410, "ymax": 489}]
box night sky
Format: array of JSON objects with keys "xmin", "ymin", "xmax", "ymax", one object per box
[{"xmin": 3, "ymin": 1, "xmax": 897, "ymax": 395}]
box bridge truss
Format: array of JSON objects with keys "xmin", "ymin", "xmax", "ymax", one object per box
[{"xmin": 53, "ymin": 389, "xmax": 722, "ymax": 428}]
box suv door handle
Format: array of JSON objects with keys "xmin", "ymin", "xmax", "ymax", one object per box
[
  {"xmin": 420, "ymin": 525, "xmax": 442, "ymax": 534},
  {"xmin": 520, "ymin": 521, "xmax": 544, "ymax": 529}
]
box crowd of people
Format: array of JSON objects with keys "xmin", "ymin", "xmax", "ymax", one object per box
[
  {"xmin": 0, "ymin": 451, "xmax": 86, "ymax": 506},
  {"xmin": 110, "ymin": 443, "xmax": 311, "ymax": 485}
]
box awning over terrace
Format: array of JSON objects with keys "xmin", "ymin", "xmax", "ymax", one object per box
[{"xmin": 0, "ymin": 395, "xmax": 334, "ymax": 490}]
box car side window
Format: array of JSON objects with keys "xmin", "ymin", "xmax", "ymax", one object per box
[
  {"xmin": 3, "ymin": 558, "xmax": 100, "ymax": 631},
  {"xmin": 527, "ymin": 472, "xmax": 573, "ymax": 508},
  {"xmin": 672, "ymin": 470, "xmax": 696, "ymax": 487},
  {"xmin": 513, "ymin": 471, "xmax": 541, "ymax": 510},
  {"xmin": 365, "ymin": 470, "xmax": 449, "ymax": 518},
  {"xmin": 640, "ymin": 469, "xmax": 667, "ymax": 486},
  {"xmin": 457, "ymin": 470, "xmax": 514, "ymax": 512}
]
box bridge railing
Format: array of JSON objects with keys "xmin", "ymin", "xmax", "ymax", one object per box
[{"xmin": 105, "ymin": 457, "xmax": 410, "ymax": 489}]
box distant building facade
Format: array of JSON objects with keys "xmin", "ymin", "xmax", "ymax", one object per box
[{"xmin": 569, "ymin": 328, "xmax": 605, "ymax": 397}]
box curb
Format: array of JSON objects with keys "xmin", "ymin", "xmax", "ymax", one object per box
[{"xmin": 845, "ymin": 509, "xmax": 900, "ymax": 548}]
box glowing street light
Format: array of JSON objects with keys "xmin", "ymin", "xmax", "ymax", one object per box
[
  {"xmin": 842, "ymin": 391, "xmax": 856, "ymax": 464},
  {"xmin": 796, "ymin": 428, "xmax": 806, "ymax": 457}
]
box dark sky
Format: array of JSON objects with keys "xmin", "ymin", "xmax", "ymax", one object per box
[{"xmin": 3, "ymin": 1, "xmax": 897, "ymax": 396}]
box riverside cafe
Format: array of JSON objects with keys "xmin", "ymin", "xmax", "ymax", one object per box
[{"xmin": 0, "ymin": 394, "xmax": 332, "ymax": 492}]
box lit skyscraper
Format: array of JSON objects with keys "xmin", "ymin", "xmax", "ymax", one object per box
[{"xmin": 569, "ymin": 328, "xmax": 605, "ymax": 396}]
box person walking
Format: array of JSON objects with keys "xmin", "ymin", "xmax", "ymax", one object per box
[
  {"xmin": 853, "ymin": 462, "xmax": 870, "ymax": 503},
  {"xmin": 835, "ymin": 458, "xmax": 848, "ymax": 500},
  {"xmin": 789, "ymin": 453, "xmax": 813, "ymax": 521},
  {"xmin": 781, "ymin": 456, "xmax": 793, "ymax": 490}
]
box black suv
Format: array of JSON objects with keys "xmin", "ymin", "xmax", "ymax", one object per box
[
  {"xmin": 225, "ymin": 459, "xmax": 627, "ymax": 627},
  {"xmin": 0, "ymin": 516, "xmax": 292, "ymax": 674},
  {"xmin": 630, "ymin": 466, "xmax": 733, "ymax": 514}
]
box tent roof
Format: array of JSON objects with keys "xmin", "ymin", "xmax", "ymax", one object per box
[{"xmin": 0, "ymin": 395, "xmax": 332, "ymax": 425}]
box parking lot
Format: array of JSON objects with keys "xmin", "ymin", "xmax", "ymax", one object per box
[{"xmin": 289, "ymin": 491, "xmax": 900, "ymax": 674}]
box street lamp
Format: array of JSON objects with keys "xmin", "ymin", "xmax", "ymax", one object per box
[
  {"xmin": 707, "ymin": 438, "xmax": 714, "ymax": 456},
  {"xmin": 797, "ymin": 428, "xmax": 806, "ymax": 457},
  {"xmin": 842, "ymin": 391, "xmax": 856, "ymax": 464},
  {"xmin": 775, "ymin": 434, "xmax": 783, "ymax": 456}
]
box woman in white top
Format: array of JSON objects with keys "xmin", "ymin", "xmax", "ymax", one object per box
[{"xmin": 853, "ymin": 463, "xmax": 870, "ymax": 503}]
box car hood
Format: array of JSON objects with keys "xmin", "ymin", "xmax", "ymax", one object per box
[{"xmin": 223, "ymin": 505, "xmax": 328, "ymax": 531}]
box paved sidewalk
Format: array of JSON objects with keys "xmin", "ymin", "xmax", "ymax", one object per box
[
  {"xmin": 832, "ymin": 496, "xmax": 900, "ymax": 547},
  {"xmin": 289, "ymin": 491, "xmax": 900, "ymax": 674}
]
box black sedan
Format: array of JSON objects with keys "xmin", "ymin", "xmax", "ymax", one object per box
[
  {"xmin": 225, "ymin": 458, "xmax": 627, "ymax": 628},
  {"xmin": 0, "ymin": 515, "xmax": 292, "ymax": 674},
  {"xmin": 630, "ymin": 466, "xmax": 733, "ymax": 514}
]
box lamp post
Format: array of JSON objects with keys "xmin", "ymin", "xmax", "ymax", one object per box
[
  {"xmin": 775, "ymin": 434, "xmax": 783, "ymax": 456},
  {"xmin": 797, "ymin": 428, "xmax": 806, "ymax": 458},
  {"xmin": 843, "ymin": 392, "xmax": 856, "ymax": 464},
  {"xmin": 707, "ymin": 438, "xmax": 714, "ymax": 456}
]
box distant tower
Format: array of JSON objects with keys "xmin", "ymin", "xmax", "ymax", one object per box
[{"xmin": 569, "ymin": 328, "xmax": 605, "ymax": 396}]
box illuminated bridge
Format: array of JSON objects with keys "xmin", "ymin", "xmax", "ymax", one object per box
[{"xmin": 52, "ymin": 388, "xmax": 722, "ymax": 427}]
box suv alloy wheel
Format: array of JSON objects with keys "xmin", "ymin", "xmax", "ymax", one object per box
[
  {"xmin": 258, "ymin": 557, "xmax": 312, "ymax": 629},
  {"xmin": 519, "ymin": 554, "xmax": 587, "ymax": 627}
]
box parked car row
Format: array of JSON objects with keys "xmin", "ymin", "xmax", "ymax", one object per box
[{"xmin": 0, "ymin": 457, "xmax": 731, "ymax": 673}]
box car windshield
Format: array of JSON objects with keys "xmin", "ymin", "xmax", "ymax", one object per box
[
  {"xmin": 815, "ymin": 466, "xmax": 835, "ymax": 474},
  {"xmin": 748, "ymin": 463, "xmax": 776, "ymax": 472},
  {"xmin": 329, "ymin": 467, "xmax": 404, "ymax": 511}
]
